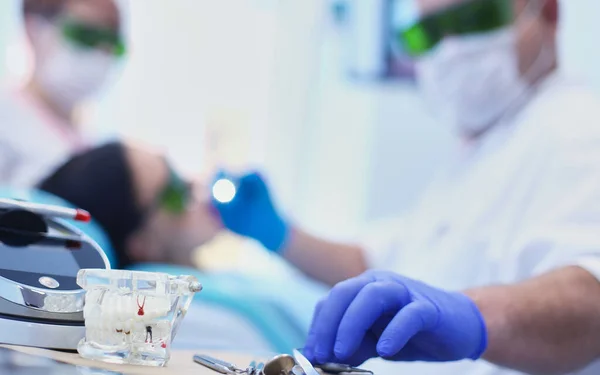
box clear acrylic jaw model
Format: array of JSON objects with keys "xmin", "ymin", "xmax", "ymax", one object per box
[{"xmin": 76, "ymin": 269, "xmax": 202, "ymax": 367}]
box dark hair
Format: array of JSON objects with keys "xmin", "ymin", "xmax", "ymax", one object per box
[
  {"xmin": 38, "ymin": 141, "xmax": 144, "ymax": 268},
  {"xmin": 22, "ymin": 0, "xmax": 67, "ymax": 19}
]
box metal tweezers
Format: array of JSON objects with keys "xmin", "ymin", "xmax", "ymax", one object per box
[
  {"xmin": 193, "ymin": 354, "xmax": 240, "ymax": 374},
  {"xmin": 317, "ymin": 363, "xmax": 374, "ymax": 374}
]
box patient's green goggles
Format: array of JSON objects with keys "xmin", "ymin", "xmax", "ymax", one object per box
[
  {"xmin": 157, "ymin": 167, "xmax": 192, "ymax": 215},
  {"xmin": 61, "ymin": 19, "xmax": 126, "ymax": 57},
  {"xmin": 395, "ymin": 0, "xmax": 514, "ymax": 57}
]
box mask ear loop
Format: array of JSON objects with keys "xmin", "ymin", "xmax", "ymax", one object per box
[
  {"xmin": 459, "ymin": 0, "xmax": 554, "ymax": 139},
  {"xmin": 481, "ymin": 0, "xmax": 554, "ymax": 129},
  {"xmin": 412, "ymin": 0, "xmax": 541, "ymax": 131},
  {"xmin": 519, "ymin": 0, "xmax": 555, "ymax": 81}
]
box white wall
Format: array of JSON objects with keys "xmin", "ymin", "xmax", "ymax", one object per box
[{"xmin": 93, "ymin": 0, "xmax": 280, "ymax": 177}]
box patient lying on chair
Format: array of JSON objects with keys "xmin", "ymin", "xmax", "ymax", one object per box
[
  {"xmin": 38, "ymin": 140, "xmax": 222, "ymax": 269},
  {"xmin": 36, "ymin": 140, "xmax": 323, "ymax": 353}
]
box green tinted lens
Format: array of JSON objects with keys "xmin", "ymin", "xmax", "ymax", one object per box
[
  {"xmin": 396, "ymin": 0, "xmax": 514, "ymax": 56},
  {"xmin": 62, "ymin": 20, "xmax": 126, "ymax": 57},
  {"xmin": 398, "ymin": 23, "xmax": 439, "ymax": 57},
  {"xmin": 158, "ymin": 169, "xmax": 191, "ymax": 214}
]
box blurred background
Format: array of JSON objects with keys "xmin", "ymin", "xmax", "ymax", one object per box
[
  {"xmin": 2, "ymin": 0, "xmax": 599, "ymax": 272},
  {"xmin": 1, "ymin": 0, "xmax": 599, "ymax": 358}
]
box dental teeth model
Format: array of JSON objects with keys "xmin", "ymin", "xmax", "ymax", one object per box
[{"xmin": 76, "ymin": 269, "xmax": 202, "ymax": 367}]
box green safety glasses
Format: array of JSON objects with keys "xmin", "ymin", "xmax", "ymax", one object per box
[
  {"xmin": 156, "ymin": 167, "xmax": 192, "ymax": 215},
  {"xmin": 61, "ymin": 19, "xmax": 126, "ymax": 57},
  {"xmin": 395, "ymin": 0, "xmax": 514, "ymax": 57}
]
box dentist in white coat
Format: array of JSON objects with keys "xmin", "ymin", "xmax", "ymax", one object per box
[{"xmin": 212, "ymin": 0, "xmax": 600, "ymax": 373}]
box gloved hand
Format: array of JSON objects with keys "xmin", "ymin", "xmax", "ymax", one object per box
[
  {"xmin": 303, "ymin": 270, "xmax": 487, "ymax": 367},
  {"xmin": 210, "ymin": 171, "xmax": 289, "ymax": 253}
]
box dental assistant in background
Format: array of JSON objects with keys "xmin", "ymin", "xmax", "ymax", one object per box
[
  {"xmin": 213, "ymin": 0, "xmax": 600, "ymax": 374},
  {"xmin": 0, "ymin": 0, "xmax": 126, "ymax": 187}
]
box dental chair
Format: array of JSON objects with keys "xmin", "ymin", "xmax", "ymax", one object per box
[{"xmin": 0, "ymin": 187, "xmax": 326, "ymax": 355}]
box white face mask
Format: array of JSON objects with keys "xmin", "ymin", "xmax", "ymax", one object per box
[
  {"xmin": 31, "ymin": 20, "xmax": 114, "ymax": 111},
  {"xmin": 415, "ymin": 27, "xmax": 527, "ymax": 136}
]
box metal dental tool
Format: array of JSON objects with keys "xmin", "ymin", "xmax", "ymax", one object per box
[
  {"xmin": 246, "ymin": 360, "xmax": 257, "ymax": 375},
  {"xmin": 316, "ymin": 363, "xmax": 374, "ymax": 375},
  {"xmin": 292, "ymin": 349, "xmax": 320, "ymax": 375},
  {"xmin": 194, "ymin": 354, "xmax": 243, "ymax": 374},
  {"xmin": 262, "ymin": 354, "xmax": 296, "ymax": 375}
]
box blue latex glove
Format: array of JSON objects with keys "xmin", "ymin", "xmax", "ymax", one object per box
[
  {"xmin": 211, "ymin": 171, "xmax": 289, "ymax": 253},
  {"xmin": 303, "ymin": 270, "xmax": 487, "ymax": 366}
]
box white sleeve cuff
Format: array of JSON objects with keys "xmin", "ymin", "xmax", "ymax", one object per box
[
  {"xmin": 531, "ymin": 250, "xmax": 600, "ymax": 282},
  {"xmin": 573, "ymin": 255, "xmax": 600, "ymax": 282}
]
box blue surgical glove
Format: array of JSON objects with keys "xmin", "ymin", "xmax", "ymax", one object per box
[
  {"xmin": 303, "ymin": 270, "xmax": 487, "ymax": 366},
  {"xmin": 211, "ymin": 171, "xmax": 289, "ymax": 253}
]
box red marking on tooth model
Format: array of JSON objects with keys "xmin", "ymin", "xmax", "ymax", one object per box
[
  {"xmin": 161, "ymin": 342, "xmax": 167, "ymax": 348},
  {"xmin": 137, "ymin": 295, "xmax": 146, "ymax": 316}
]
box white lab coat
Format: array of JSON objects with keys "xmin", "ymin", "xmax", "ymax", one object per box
[
  {"xmin": 361, "ymin": 74, "xmax": 600, "ymax": 375},
  {"xmin": 0, "ymin": 90, "xmax": 87, "ymax": 187}
]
